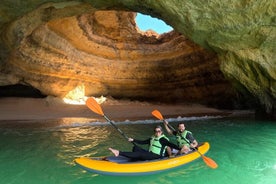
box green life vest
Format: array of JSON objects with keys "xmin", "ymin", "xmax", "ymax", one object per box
[
  {"xmin": 149, "ymin": 134, "xmax": 169, "ymax": 156},
  {"xmin": 176, "ymin": 130, "xmax": 191, "ymax": 147}
]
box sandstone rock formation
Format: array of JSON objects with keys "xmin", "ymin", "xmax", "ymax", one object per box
[{"xmin": 0, "ymin": 1, "xmax": 275, "ymax": 117}]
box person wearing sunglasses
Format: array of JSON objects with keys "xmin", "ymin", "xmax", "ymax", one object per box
[{"xmin": 109, "ymin": 125, "xmax": 180, "ymax": 161}]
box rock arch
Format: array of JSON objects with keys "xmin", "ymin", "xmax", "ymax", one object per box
[{"xmin": 0, "ymin": 1, "xmax": 275, "ymax": 117}]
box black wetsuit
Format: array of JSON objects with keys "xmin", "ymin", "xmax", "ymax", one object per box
[{"xmin": 119, "ymin": 137, "xmax": 179, "ymax": 161}]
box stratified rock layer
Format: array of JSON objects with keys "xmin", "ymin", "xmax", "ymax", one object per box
[
  {"xmin": 1, "ymin": 8, "xmax": 233, "ymax": 105},
  {"xmin": 0, "ymin": 1, "xmax": 275, "ymax": 116}
]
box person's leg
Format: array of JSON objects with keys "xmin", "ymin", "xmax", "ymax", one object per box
[
  {"xmin": 119, "ymin": 151, "xmax": 143, "ymax": 160},
  {"xmin": 109, "ymin": 147, "xmax": 161, "ymax": 161},
  {"xmin": 118, "ymin": 150, "xmax": 160, "ymax": 161},
  {"xmin": 109, "ymin": 148, "xmax": 140, "ymax": 159},
  {"xmin": 109, "ymin": 146, "xmax": 149, "ymax": 161},
  {"xmin": 139, "ymin": 152, "xmax": 161, "ymax": 160},
  {"xmin": 132, "ymin": 145, "xmax": 147, "ymax": 153},
  {"xmin": 166, "ymin": 147, "xmax": 172, "ymax": 157},
  {"xmin": 109, "ymin": 146, "xmax": 144, "ymax": 157}
]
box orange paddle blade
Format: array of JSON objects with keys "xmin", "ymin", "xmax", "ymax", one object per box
[
  {"xmin": 202, "ymin": 155, "xmax": 218, "ymax": 169},
  {"xmin": 151, "ymin": 110, "xmax": 164, "ymax": 120},
  {"xmin": 86, "ymin": 97, "xmax": 104, "ymax": 116}
]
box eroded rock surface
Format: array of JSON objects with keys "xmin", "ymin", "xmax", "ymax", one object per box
[{"xmin": 0, "ymin": 1, "xmax": 275, "ymax": 116}]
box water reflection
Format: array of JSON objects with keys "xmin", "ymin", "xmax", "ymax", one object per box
[
  {"xmin": 0, "ymin": 118, "xmax": 100, "ymax": 129},
  {"xmin": 55, "ymin": 126, "xmax": 112, "ymax": 163}
]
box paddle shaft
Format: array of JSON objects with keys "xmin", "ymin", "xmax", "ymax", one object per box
[
  {"xmin": 86, "ymin": 98, "xmax": 136, "ymax": 146},
  {"xmin": 103, "ymin": 115, "xmax": 130, "ymax": 141},
  {"xmin": 103, "ymin": 114, "xmax": 137, "ymax": 146}
]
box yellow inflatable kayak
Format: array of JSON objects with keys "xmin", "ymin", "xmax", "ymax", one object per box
[{"xmin": 74, "ymin": 142, "xmax": 210, "ymax": 175}]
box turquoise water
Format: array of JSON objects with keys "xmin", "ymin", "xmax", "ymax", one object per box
[{"xmin": 0, "ymin": 117, "xmax": 275, "ymax": 184}]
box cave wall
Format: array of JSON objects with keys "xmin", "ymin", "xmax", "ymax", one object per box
[{"xmin": 0, "ymin": 0, "xmax": 275, "ymax": 116}]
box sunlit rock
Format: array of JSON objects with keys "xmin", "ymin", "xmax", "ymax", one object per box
[{"xmin": 0, "ymin": 0, "xmax": 275, "ymax": 117}]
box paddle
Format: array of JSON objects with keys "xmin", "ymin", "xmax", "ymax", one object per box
[
  {"xmin": 86, "ymin": 97, "xmax": 135, "ymax": 146},
  {"xmin": 151, "ymin": 109, "xmax": 218, "ymax": 169}
]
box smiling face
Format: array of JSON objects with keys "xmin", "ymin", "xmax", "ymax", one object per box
[
  {"xmin": 154, "ymin": 127, "xmax": 162, "ymax": 137},
  {"xmin": 178, "ymin": 123, "xmax": 185, "ymax": 133}
]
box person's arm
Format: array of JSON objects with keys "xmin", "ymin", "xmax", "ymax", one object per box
[
  {"xmin": 190, "ymin": 139, "xmax": 198, "ymax": 148},
  {"xmin": 186, "ymin": 132, "xmax": 198, "ymax": 148},
  {"xmin": 132, "ymin": 138, "xmax": 150, "ymax": 145},
  {"xmin": 160, "ymin": 137, "xmax": 180, "ymax": 150},
  {"xmin": 163, "ymin": 120, "xmax": 174, "ymax": 135}
]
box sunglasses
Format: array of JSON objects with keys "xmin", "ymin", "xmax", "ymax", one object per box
[{"xmin": 154, "ymin": 130, "xmax": 162, "ymax": 133}]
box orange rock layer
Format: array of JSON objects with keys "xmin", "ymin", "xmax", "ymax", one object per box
[{"xmin": 4, "ymin": 10, "xmax": 235, "ymax": 105}]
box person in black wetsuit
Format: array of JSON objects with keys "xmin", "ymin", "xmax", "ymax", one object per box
[{"xmin": 108, "ymin": 125, "xmax": 180, "ymax": 161}]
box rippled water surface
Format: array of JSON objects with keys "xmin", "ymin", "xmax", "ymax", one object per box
[{"xmin": 0, "ymin": 117, "xmax": 275, "ymax": 184}]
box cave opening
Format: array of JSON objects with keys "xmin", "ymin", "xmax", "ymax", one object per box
[
  {"xmin": 135, "ymin": 13, "xmax": 173, "ymax": 34},
  {"xmin": 0, "ymin": 84, "xmax": 46, "ymax": 98}
]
